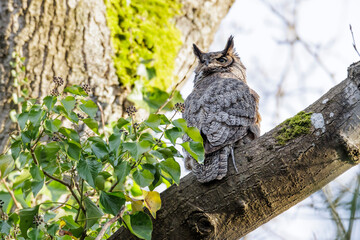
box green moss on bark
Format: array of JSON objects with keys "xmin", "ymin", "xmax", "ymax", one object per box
[
  {"xmin": 105, "ymin": 0, "xmax": 182, "ymax": 90},
  {"xmin": 275, "ymin": 111, "xmax": 313, "ymax": 145}
]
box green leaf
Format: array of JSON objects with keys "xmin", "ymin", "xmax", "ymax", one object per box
[
  {"xmin": 66, "ymin": 140, "xmax": 82, "ymax": 161},
  {"xmin": 17, "ymin": 112, "xmax": 29, "ymax": 130},
  {"xmin": 11, "ymin": 140, "xmax": 22, "ymax": 160},
  {"xmin": 19, "ymin": 205, "xmax": 39, "ymax": 238},
  {"xmin": 117, "ymin": 118, "xmax": 130, "ymax": 129},
  {"xmin": 160, "ymin": 158, "xmax": 181, "ymax": 185},
  {"xmin": 45, "ymin": 119, "xmax": 62, "ymax": 132},
  {"xmin": 0, "ymin": 221, "xmax": 11, "ymax": 235},
  {"xmin": 186, "ymin": 126, "xmax": 203, "ymax": 143},
  {"xmin": 47, "ymin": 223, "xmax": 59, "ymax": 236},
  {"xmin": 133, "ymin": 169, "xmax": 154, "ymax": 188},
  {"xmin": 139, "ymin": 133, "xmax": 155, "ymax": 144},
  {"xmin": 114, "ymin": 161, "xmax": 131, "ymax": 184},
  {"xmin": 172, "ymin": 118, "xmax": 187, "ymax": 132},
  {"xmin": 181, "ymin": 141, "xmax": 205, "ymax": 164},
  {"xmin": 83, "ymin": 118, "xmax": 99, "ymax": 135},
  {"xmin": 28, "ymin": 109, "xmax": 45, "ymax": 127},
  {"xmin": 28, "ymin": 228, "xmax": 44, "ymax": 240},
  {"xmin": 130, "ymin": 211, "xmax": 153, "ymax": 240},
  {"xmin": 0, "ymin": 154, "xmax": 14, "ymax": 179},
  {"xmin": 84, "ymin": 197, "xmax": 103, "ymax": 229},
  {"xmin": 144, "ymin": 114, "xmax": 162, "ymax": 133},
  {"xmin": 61, "ymin": 215, "xmax": 80, "ymax": 229},
  {"xmin": 59, "ymin": 127, "xmax": 80, "ymax": 143},
  {"xmin": 123, "ymin": 141, "xmax": 151, "ymax": 160},
  {"xmin": 77, "ymin": 158, "xmax": 102, "ymax": 188},
  {"xmin": 109, "ymin": 132, "xmax": 122, "ymax": 153},
  {"xmin": 34, "ymin": 142, "xmax": 60, "ymax": 164},
  {"xmin": 61, "ymin": 96, "xmax": 76, "ymax": 113},
  {"xmin": 79, "ymin": 99, "xmax": 98, "ymax": 119},
  {"xmin": 64, "ymin": 85, "xmax": 88, "ymax": 96},
  {"xmin": 30, "ymin": 165, "xmax": 44, "ymax": 197},
  {"xmin": 43, "ymin": 95, "xmax": 57, "ymax": 111},
  {"xmin": 164, "ymin": 127, "xmax": 183, "ymax": 145},
  {"xmin": 91, "ymin": 142, "xmax": 108, "ymax": 160},
  {"xmin": 99, "ymin": 191, "xmax": 125, "ymax": 216}
]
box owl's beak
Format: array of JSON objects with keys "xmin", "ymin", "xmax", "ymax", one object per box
[{"xmin": 205, "ymin": 59, "xmax": 210, "ymax": 66}]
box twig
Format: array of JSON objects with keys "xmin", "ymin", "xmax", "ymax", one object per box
[
  {"xmin": 95, "ymin": 206, "xmax": 126, "ymax": 240},
  {"xmin": 29, "ymin": 148, "xmax": 85, "ymax": 213},
  {"xmin": 350, "ymin": 24, "xmax": 360, "ymax": 57},
  {"xmin": 155, "ymin": 59, "xmax": 196, "ymax": 114},
  {"xmin": 1, "ymin": 178, "xmax": 21, "ymax": 209}
]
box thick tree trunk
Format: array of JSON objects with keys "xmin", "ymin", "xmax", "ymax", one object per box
[
  {"xmin": 109, "ymin": 62, "xmax": 360, "ymax": 240},
  {"xmin": 0, "ymin": 0, "xmax": 235, "ymax": 153},
  {"xmin": 174, "ymin": 0, "xmax": 235, "ymax": 81},
  {"xmin": 0, "ymin": 0, "xmax": 120, "ymax": 153}
]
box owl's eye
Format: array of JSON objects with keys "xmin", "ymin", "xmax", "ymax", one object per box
[{"xmin": 217, "ymin": 57, "xmax": 227, "ymax": 63}]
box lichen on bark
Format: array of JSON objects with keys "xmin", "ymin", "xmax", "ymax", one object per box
[{"xmin": 275, "ymin": 111, "xmax": 313, "ymax": 145}]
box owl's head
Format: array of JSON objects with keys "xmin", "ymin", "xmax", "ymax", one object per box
[{"xmin": 192, "ymin": 36, "xmax": 246, "ymax": 83}]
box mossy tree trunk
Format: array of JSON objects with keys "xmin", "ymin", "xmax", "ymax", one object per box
[
  {"xmin": 109, "ymin": 62, "xmax": 360, "ymax": 239},
  {"xmin": 0, "ymin": 0, "xmax": 236, "ymax": 153}
]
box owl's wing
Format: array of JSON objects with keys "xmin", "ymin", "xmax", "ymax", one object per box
[{"xmin": 184, "ymin": 78, "xmax": 259, "ymax": 154}]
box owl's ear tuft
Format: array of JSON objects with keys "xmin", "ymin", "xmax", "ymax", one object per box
[
  {"xmin": 223, "ymin": 35, "xmax": 235, "ymax": 55},
  {"xmin": 193, "ymin": 44, "xmax": 203, "ymax": 60}
]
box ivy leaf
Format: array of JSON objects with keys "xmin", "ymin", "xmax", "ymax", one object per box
[
  {"xmin": 17, "ymin": 112, "xmax": 29, "ymax": 130},
  {"xmin": 143, "ymin": 191, "xmax": 161, "ymax": 218},
  {"xmin": 0, "ymin": 221, "xmax": 11, "ymax": 235},
  {"xmin": 61, "ymin": 215, "xmax": 80, "ymax": 229},
  {"xmin": 181, "ymin": 141, "xmax": 205, "ymax": 164},
  {"xmin": 160, "ymin": 158, "xmax": 180, "ymax": 185},
  {"xmin": 172, "ymin": 118, "xmax": 187, "ymax": 132},
  {"xmin": 114, "ymin": 161, "xmax": 131, "ymax": 184},
  {"xmin": 91, "ymin": 142, "xmax": 109, "ymax": 160},
  {"xmin": 10, "ymin": 140, "xmax": 21, "ymax": 160},
  {"xmin": 0, "ymin": 154, "xmax": 14, "ymax": 178},
  {"xmin": 19, "ymin": 205, "xmax": 39, "ymax": 238},
  {"xmin": 34, "ymin": 142, "xmax": 60, "ymax": 164},
  {"xmin": 28, "ymin": 108, "xmax": 45, "ymax": 127},
  {"xmin": 64, "ymin": 85, "xmax": 88, "ymax": 96},
  {"xmin": 144, "ymin": 114, "xmax": 162, "ymax": 133},
  {"xmin": 83, "ymin": 118, "xmax": 99, "ymax": 135},
  {"xmin": 43, "ymin": 95, "xmax": 57, "ymax": 111},
  {"xmin": 99, "ymin": 191, "xmax": 125, "ymax": 216},
  {"xmin": 29, "ymin": 165, "xmax": 44, "ymax": 197},
  {"xmin": 109, "ymin": 132, "xmax": 122, "ymax": 154},
  {"xmin": 66, "ymin": 140, "xmax": 82, "ymax": 161},
  {"xmin": 28, "ymin": 227, "xmax": 44, "ymax": 240},
  {"xmin": 47, "ymin": 223, "xmax": 59, "ymax": 237},
  {"xmin": 130, "ymin": 211, "xmax": 153, "ymax": 240},
  {"xmin": 61, "ymin": 96, "xmax": 76, "ymax": 113},
  {"xmin": 133, "ymin": 169, "xmax": 154, "ymax": 188},
  {"xmin": 123, "ymin": 141, "xmax": 151, "ymax": 160},
  {"xmin": 45, "ymin": 119, "xmax": 62, "ymax": 132},
  {"xmin": 84, "ymin": 197, "xmax": 103, "ymax": 229},
  {"xmin": 59, "ymin": 127, "xmax": 80, "ymax": 143},
  {"xmin": 117, "ymin": 118, "xmax": 130, "ymax": 129},
  {"xmin": 164, "ymin": 127, "xmax": 183, "ymax": 145},
  {"xmin": 79, "ymin": 99, "xmax": 98, "ymax": 119},
  {"xmin": 77, "ymin": 158, "xmax": 102, "ymax": 188},
  {"xmin": 186, "ymin": 126, "xmax": 203, "ymax": 143}
]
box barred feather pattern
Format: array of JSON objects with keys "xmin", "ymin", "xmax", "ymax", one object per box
[{"xmin": 183, "ymin": 36, "xmax": 260, "ymax": 183}]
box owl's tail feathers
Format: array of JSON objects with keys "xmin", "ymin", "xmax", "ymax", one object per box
[{"xmin": 186, "ymin": 146, "xmax": 230, "ymax": 183}]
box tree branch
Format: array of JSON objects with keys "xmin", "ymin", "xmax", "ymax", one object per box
[{"xmin": 109, "ymin": 62, "xmax": 360, "ymax": 239}]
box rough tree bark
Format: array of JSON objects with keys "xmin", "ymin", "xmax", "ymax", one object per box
[
  {"xmin": 0, "ymin": 0, "xmax": 235, "ymax": 153},
  {"xmin": 109, "ymin": 62, "xmax": 360, "ymax": 240}
]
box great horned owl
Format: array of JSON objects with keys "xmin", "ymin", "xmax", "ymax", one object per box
[{"xmin": 183, "ymin": 36, "xmax": 261, "ymax": 183}]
